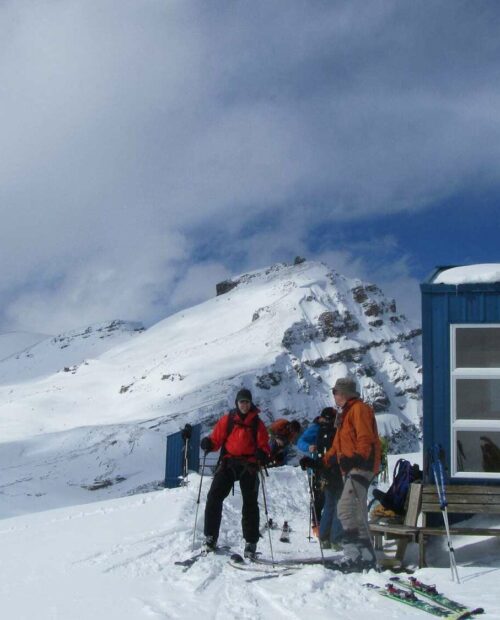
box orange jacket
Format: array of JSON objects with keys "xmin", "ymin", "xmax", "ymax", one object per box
[
  {"xmin": 323, "ymin": 398, "xmax": 380, "ymax": 475},
  {"xmin": 269, "ymin": 419, "xmax": 294, "ymax": 440},
  {"xmin": 210, "ymin": 408, "xmax": 270, "ymax": 461}
]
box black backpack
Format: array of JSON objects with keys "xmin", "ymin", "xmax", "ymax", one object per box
[{"xmin": 373, "ymin": 458, "xmax": 422, "ymax": 515}]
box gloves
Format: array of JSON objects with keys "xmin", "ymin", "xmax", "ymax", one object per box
[
  {"xmin": 255, "ymin": 448, "xmax": 269, "ymax": 465},
  {"xmin": 299, "ymin": 456, "xmax": 320, "ymax": 471},
  {"xmin": 339, "ymin": 453, "xmax": 363, "ymax": 472},
  {"xmin": 200, "ymin": 436, "xmax": 213, "ymax": 452}
]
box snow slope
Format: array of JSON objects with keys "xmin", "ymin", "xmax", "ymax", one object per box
[
  {"xmin": 0, "ymin": 320, "xmax": 145, "ymax": 385},
  {"xmin": 0, "ymin": 331, "xmax": 49, "ymax": 361},
  {"xmin": 1, "ymin": 466, "xmax": 499, "ymax": 620}
]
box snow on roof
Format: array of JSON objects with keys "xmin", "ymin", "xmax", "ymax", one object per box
[{"xmin": 433, "ymin": 263, "xmax": 500, "ymax": 285}]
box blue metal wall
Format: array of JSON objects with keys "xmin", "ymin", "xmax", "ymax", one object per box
[
  {"xmin": 165, "ymin": 424, "xmax": 201, "ymax": 488},
  {"xmin": 421, "ymin": 270, "xmax": 500, "ymax": 483}
]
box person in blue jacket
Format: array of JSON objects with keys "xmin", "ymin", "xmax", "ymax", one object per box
[{"xmin": 298, "ymin": 407, "xmax": 344, "ymax": 548}]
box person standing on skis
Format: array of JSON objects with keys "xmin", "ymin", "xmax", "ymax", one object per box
[
  {"xmin": 300, "ymin": 377, "xmax": 380, "ymax": 570},
  {"xmin": 326, "ymin": 377, "xmax": 380, "ymax": 569},
  {"xmin": 298, "ymin": 407, "xmax": 343, "ymax": 547},
  {"xmin": 200, "ymin": 388, "xmax": 270, "ymax": 558}
]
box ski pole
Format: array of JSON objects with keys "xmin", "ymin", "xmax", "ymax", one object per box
[
  {"xmin": 191, "ymin": 451, "xmax": 207, "ymax": 552},
  {"xmin": 259, "ymin": 466, "xmax": 275, "ymax": 567},
  {"xmin": 430, "ymin": 445, "xmax": 460, "ymax": 583},
  {"xmin": 305, "ymin": 469, "xmax": 325, "ymax": 564},
  {"xmin": 307, "ymin": 470, "xmax": 313, "ymax": 541},
  {"xmin": 181, "ymin": 424, "xmax": 193, "ymax": 485}
]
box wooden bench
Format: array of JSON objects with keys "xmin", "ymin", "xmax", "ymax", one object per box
[
  {"xmin": 369, "ymin": 482, "xmax": 423, "ymax": 567},
  {"xmin": 370, "ymin": 483, "xmax": 500, "ymax": 568}
]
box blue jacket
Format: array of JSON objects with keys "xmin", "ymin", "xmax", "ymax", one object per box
[{"xmin": 297, "ymin": 423, "xmax": 320, "ymax": 454}]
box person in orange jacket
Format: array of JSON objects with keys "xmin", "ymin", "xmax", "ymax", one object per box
[
  {"xmin": 327, "ymin": 376, "xmax": 380, "ymax": 569},
  {"xmin": 268, "ymin": 418, "xmax": 301, "ymax": 465},
  {"xmin": 300, "ymin": 376, "xmax": 380, "ymax": 570},
  {"xmin": 200, "ymin": 388, "xmax": 271, "ymax": 558}
]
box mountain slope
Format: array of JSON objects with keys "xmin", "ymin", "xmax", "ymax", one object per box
[{"xmin": 0, "ymin": 320, "xmax": 145, "ymax": 386}]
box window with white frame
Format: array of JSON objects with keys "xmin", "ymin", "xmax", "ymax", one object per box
[{"xmin": 451, "ymin": 325, "xmax": 500, "ymax": 478}]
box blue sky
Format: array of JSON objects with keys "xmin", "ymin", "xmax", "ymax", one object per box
[{"xmin": 1, "ymin": 0, "xmax": 499, "ymax": 333}]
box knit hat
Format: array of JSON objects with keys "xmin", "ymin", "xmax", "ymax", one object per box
[
  {"xmin": 319, "ymin": 407, "xmax": 335, "ymax": 420},
  {"xmin": 331, "ymin": 377, "xmax": 359, "ymax": 399},
  {"xmin": 235, "ymin": 388, "xmax": 253, "ymax": 403}
]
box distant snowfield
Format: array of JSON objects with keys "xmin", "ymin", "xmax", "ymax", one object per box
[
  {"xmin": 1, "ymin": 466, "xmax": 499, "ymax": 620},
  {"xmin": 0, "ymin": 331, "xmax": 49, "ymax": 361}
]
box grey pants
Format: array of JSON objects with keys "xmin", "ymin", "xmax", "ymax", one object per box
[{"xmin": 337, "ymin": 468, "xmax": 373, "ymax": 536}]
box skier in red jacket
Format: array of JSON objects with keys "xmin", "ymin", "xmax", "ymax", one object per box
[{"xmin": 200, "ymin": 388, "xmax": 270, "ymax": 558}]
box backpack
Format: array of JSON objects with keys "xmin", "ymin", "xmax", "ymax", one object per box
[
  {"xmin": 373, "ymin": 458, "xmax": 422, "ymax": 515},
  {"xmin": 220, "ymin": 411, "xmax": 260, "ymax": 459}
]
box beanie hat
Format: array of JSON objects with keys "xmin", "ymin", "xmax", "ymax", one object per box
[
  {"xmin": 290, "ymin": 420, "xmax": 301, "ymax": 434},
  {"xmin": 320, "ymin": 407, "xmax": 335, "ymax": 420},
  {"xmin": 332, "ymin": 377, "xmax": 359, "ymax": 399},
  {"xmin": 235, "ymin": 388, "xmax": 253, "ymax": 403}
]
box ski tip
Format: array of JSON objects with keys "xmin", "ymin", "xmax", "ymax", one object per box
[{"xmin": 230, "ymin": 553, "xmax": 245, "ymax": 563}]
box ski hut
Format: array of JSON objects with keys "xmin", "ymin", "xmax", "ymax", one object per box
[{"xmin": 421, "ymin": 264, "xmax": 500, "ymax": 483}]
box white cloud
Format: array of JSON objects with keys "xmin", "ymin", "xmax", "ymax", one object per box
[{"xmin": 169, "ymin": 262, "xmax": 233, "ymax": 309}]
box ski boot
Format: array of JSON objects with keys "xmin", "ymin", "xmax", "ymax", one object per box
[
  {"xmin": 244, "ymin": 542, "xmax": 257, "ymax": 560},
  {"xmin": 341, "ymin": 538, "xmax": 377, "ymax": 571},
  {"xmin": 202, "ymin": 535, "xmax": 217, "ymax": 555}
]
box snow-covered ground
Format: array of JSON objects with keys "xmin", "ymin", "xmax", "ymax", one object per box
[{"xmin": 1, "ymin": 465, "xmax": 499, "ymax": 620}]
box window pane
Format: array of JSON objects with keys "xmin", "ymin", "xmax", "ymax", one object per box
[
  {"xmin": 456, "ymin": 431, "xmax": 500, "ymax": 473},
  {"xmin": 456, "ymin": 327, "xmax": 500, "ymax": 368},
  {"xmin": 456, "ymin": 379, "xmax": 500, "ymax": 420}
]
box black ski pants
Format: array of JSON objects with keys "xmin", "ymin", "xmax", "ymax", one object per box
[{"xmin": 204, "ymin": 459, "xmax": 260, "ymax": 544}]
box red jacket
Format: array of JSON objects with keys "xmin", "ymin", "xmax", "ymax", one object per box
[{"xmin": 210, "ymin": 408, "xmax": 270, "ymax": 462}]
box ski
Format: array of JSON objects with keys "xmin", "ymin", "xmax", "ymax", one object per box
[
  {"xmin": 252, "ymin": 552, "xmax": 377, "ymax": 573},
  {"xmin": 228, "ymin": 553, "xmax": 296, "ymax": 576},
  {"xmin": 279, "ymin": 520, "xmax": 291, "ymax": 543},
  {"xmin": 252, "ymin": 555, "xmax": 327, "ymax": 567},
  {"xmin": 174, "ymin": 545, "xmax": 231, "ymax": 570},
  {"xmin": 391, "ymin": 577, "xmax": 484, "ymax": 616},
  {"xmin": 365, "ymin": 583, "xmax": 475, "ymax": 618}
]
